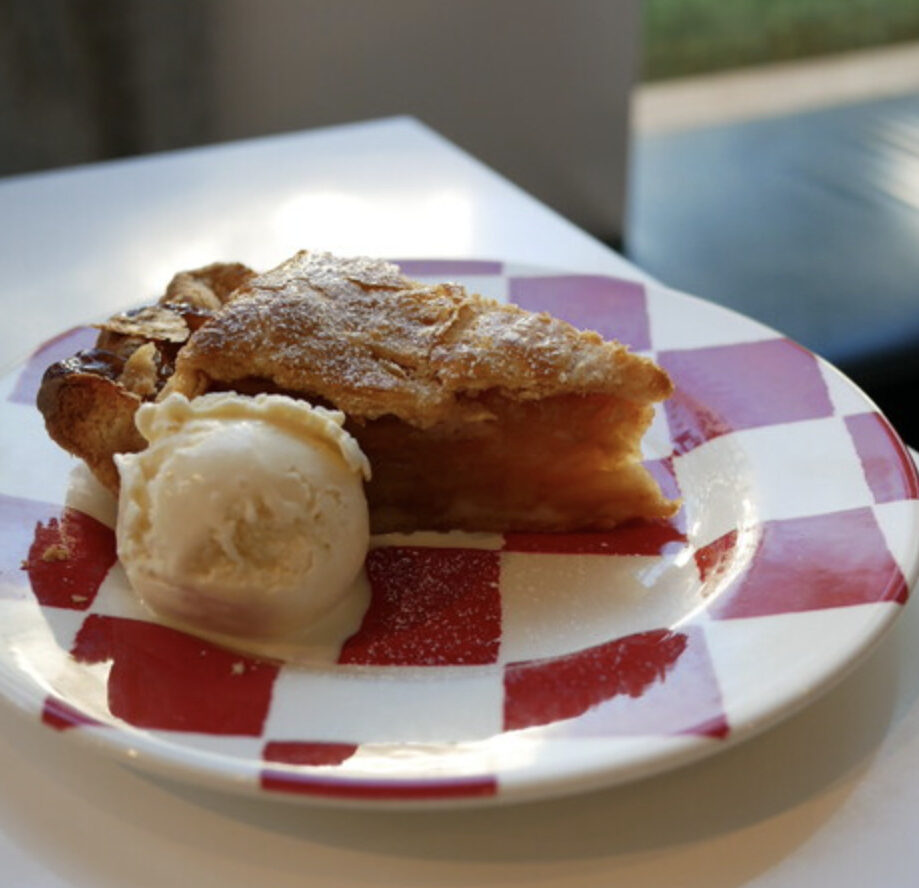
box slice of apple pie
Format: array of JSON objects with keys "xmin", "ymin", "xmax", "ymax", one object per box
[{"xmin": 39, "ymin": 251, "xmax": 677, "ymax": 533}]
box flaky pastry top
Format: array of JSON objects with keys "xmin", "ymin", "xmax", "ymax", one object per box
[{"xmin": 164, "ymin": 251, "xmax": 673, "ymax": 428}]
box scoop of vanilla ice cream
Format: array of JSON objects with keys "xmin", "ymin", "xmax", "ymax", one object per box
[{"xmin": 115, "ymin": 392, "xmax": 371, "ymax": 640}]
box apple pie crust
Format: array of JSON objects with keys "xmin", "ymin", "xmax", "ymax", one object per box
[{"xmin": 39, "ymin": 251, "xmax": 678, "ymax": 532}]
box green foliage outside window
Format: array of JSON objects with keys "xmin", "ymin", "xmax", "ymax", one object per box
[{"xmin": 643, "ymin": 0, "xmax": 919, "ymax": 80}]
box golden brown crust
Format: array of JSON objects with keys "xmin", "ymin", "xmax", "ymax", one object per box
[
  {"xmin": 163, "ymin": 262, "xmax": 255, "ymax": 309},
  {"xmin": 118, "ymin": 342, "xmax": 159, "ymax": 397},
  {"xmin": 98, "ymin": 305, "xmax": 192, "ymax": 344},
  {"xmin": 96, "ymin": 262, "xmax": 255, "ymax": 346},
  {"xmin": 37, "ymin": 262, "xmax": 255, "ymax": 492},
  {"xmin": 167, "ymin": 251, "xmax": 673, "ymax": 428},
  {"xmin": 37, "ymin": 354, "xmax": 145, "ymax": 492}
]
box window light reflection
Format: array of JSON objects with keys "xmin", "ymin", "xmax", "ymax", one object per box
[
  {"xmin": 8, "ymin": 600, "xmax": 114, "ymax": 726},
  {"xmin": 297, "ymin": 733, "xmax": 542, "ymax": 780},
  {"xmin": 271, "ymin": 189, "xmax": 475, "ymax": 257},
  {"xmin": 876, "ymin": 116, "xmax": 919, "ymax": 214}
]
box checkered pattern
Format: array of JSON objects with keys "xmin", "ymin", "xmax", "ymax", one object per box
[{"xmin": 1, "ymin": 261, "xmax": 917, "ymax": 807}]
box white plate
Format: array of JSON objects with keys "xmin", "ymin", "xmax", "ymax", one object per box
[{"xmin": 0, "ymin": 260, "xmax": 917, "ymax": 808}]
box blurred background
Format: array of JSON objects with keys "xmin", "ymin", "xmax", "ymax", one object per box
[
  {"xmin": 630, "ymin": 0, "xmax": 919, "ymax": 445},
  {"xmin": 1, "ymin": 0, "xmax": 918, "ymax": 441}
]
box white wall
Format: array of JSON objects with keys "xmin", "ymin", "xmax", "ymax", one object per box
[{"xmin": 205, "ymin": 0, "xmax": 640, "ymax": 241}]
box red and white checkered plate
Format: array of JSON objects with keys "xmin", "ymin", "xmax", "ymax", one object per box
[{"xmin": 1, "ymin": 260, "xmax": 917, "ymax": 808}]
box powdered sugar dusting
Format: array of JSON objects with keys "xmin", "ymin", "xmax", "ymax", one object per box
[{"xmin": 168, "ymin": 251, "xmax": 672, "ymax": 428}]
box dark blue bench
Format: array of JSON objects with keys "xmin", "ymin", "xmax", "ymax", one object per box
[{"xmin": 628, "ymin": 92, "xmax": 919, "ymax": 444}]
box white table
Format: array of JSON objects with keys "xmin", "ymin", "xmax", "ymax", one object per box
[{"xmin": 1, "ymin": 117, "xmax": 917, "ymax": 887}]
